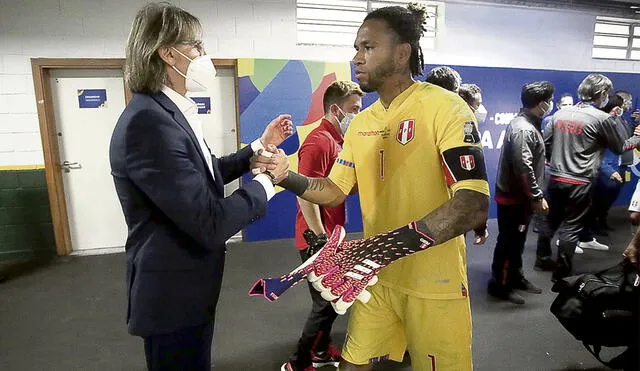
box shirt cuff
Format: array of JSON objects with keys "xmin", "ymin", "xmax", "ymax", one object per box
[
  {"xmin": 253, "ymin": 173, "xmax": 275, "ymax": 201},
  {"xmin": 250, "ymin": 139, "xmax": 265, "ymax": 153}
]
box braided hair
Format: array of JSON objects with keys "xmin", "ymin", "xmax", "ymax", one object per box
[{"xmin": 364, "ymin": 3, "xmax": 428, "ymax": 76}]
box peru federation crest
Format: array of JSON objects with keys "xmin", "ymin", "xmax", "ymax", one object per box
[
  {"xmin": 396, "ymin": 119, "xmax": 415, "ymax": 145},
  {"xmin": 459, "ymin": 155, "xmax": 476, "ymax": 171}
]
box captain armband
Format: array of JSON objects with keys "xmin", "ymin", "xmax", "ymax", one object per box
[
  {"xmin": 278, "ymin": 171, "xmax": 309, "ymax": 196},
  {"xmin": 441, "ymin": 146, "xmax": 488, "ymax": 185}
]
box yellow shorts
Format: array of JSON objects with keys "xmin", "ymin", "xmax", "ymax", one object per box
[{"xmin": 342, "ymin": 284, "xmax": 473, "ymax": 371}]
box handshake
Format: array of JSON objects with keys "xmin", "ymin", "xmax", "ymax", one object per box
[
  {"xmin": 250, "ymin": 144, "xmax": 290, "ymax": 185},
  {"xmin": 248, "ymin": 113, "xmax": 295, "ymax": 184},
  {"xmin": 250, "ymin": 221, "xmax": 436, "ymax": 314}
]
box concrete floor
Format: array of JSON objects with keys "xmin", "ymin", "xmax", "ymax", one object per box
[{"xmin": 0, "ymin": 208, "xmax": 635, "ymax": 371}]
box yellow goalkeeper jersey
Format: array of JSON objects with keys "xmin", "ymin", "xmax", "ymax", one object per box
[{"xmin": 329, "ymin": 82, "xmax": 490, "ymax": 299}]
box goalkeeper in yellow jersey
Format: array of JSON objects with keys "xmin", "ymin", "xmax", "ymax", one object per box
[{"xmin": 266, "ymin": 3, "xmax": 489, "ymax": 370}]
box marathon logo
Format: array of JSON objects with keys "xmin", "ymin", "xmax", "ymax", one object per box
[{"xmin": 356, "ymin": 127, "xmax": 391, "ymax": 139}]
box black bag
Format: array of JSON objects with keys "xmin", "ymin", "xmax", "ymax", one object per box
[{"xmin": 550, "ymin": 260, "xmax": 639, "ymax": 369}]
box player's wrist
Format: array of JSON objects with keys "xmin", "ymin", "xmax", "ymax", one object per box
[
  {"xmin": 354, "ymin": 220, "xmax": 436, "ymax": 262},
  {"xmin": 279, "ymin": 171, "xmax": 308, "ymax": 196}
]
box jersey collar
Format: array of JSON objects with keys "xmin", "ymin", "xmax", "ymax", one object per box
[
  {"xmin": 320, "ymin": 118, "xmax": 344, "ymax": 145},
  {"xmin": 378, "ymin": 81, "xmax": 420, "ymax": 112}
]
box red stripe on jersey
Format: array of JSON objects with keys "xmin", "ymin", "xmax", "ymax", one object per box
[{"xmin": 441, "ymin": 156, "xmax": 457, "ymax": 185}]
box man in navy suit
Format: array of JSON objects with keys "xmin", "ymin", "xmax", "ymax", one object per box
[{"xmin": 110, "ymin": 3, "xmax": 292, "ymax": 370}]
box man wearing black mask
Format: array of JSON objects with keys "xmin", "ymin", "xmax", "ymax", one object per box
[{"xmin": 489, "ymin": 81, "xmax": 554, "ymax": 304}]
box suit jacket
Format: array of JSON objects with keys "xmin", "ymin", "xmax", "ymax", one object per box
[{"xmin": 109, "ymin": 92, "xmax": 267, "ymax": 337}]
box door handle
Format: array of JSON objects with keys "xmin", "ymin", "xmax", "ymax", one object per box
[{"xmin": 61, "ymin": 161, "xmax": 82, "ymax": 172}]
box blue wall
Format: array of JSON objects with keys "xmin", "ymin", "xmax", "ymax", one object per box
[{"xmin": 242, "ymin": 62, "xmax": 639, "ymax": 242}]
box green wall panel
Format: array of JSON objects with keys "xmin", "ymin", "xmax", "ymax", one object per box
[{"xmin": 0, "ymin": 169, "xmax": 54, "ymax": 263}]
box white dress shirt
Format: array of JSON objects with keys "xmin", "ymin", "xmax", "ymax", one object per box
[{"xmin": 161, "ymin": 85, "xmax": 275, "ymax": 200}]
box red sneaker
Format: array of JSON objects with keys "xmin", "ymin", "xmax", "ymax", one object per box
[{"xmin": 311, "ymin": 344, "xmax": 341, "ymax": 368}]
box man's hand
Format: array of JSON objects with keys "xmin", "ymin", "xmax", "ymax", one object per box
[
  {"xmin": 532, "ymin": 197, "xmax": 549, "ymax": 215},
  {"xmin": 611, "ymin": 172, "xmax": 624, "ymax": 184},
  {"xmin": 624, "ymin": 240, "xmax": 638, "ymax": 264},
  {"xmin": 634, "ymin": 123, "xmax": 640, "ymax": 136},
  {"xmin": 624, "ymin": 225, "xmax": 640, "ymax": 265},
  {"xmin": 303, "ymin": 230, "xmax": 328, "ymax": 259},
  {"xmin": 473, "ymin": 226, "xmax": 489, "ymax": 245},
  {"xmin": 631, "ymin": 109, "xmax": 640, "ymax": 125},
  {"xmin": 260, "ymin": 114, "xmax": 294, "ymax": 147},
  {"xmin": 250, "ymin": 149, "xmax": 277, "ymax": 174},
  {"xmin": 265, "ymin": 145, "xmax": 290, "ymax": 184}
]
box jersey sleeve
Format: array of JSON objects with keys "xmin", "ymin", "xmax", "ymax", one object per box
[
  {"xmin": 328, "ymin": 132, "xmax": 357, "ymax": 195},
  {"xmin": 436, "ymin": 98, "xmax": 490, "ymax": 196}
]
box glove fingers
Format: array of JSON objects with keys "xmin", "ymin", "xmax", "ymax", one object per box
[
  {"xmin": 321, "ymin": 289, "xmax": 339, "ymax": 301},
  {"xmin": 329, "ymin": 225, "xmax": 346, "ymax": 245},
  {"xmin": 355, "ymin": 288, "xmax": 371, "ymax": 303},
  {"xmin": 312, "ymin": 278, "xmax": 327, "ymax": 292},
  {"xmin": 341, "ymin": 275, "xmax": 377, "ymax": 304},
  {"xmin": 367, "ymin": 275, "xmax": 378, "ymax": 286},
  {"xmin": 333, "ymin": 297, "xmax": 354, "ymax": 314},
  {"xmin": 308, "ymin": 271, "xmax": 320, "ymax": 283}
]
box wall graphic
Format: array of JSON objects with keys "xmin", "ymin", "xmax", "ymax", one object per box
[{"xmin": 238, "ymin": 58, "xmax": 640, "ymax": 242}]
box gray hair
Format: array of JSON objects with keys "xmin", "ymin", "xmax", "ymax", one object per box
[
  {"xmin": 426, "ymin": 66, "xmax": 462, "ymax": 93},
  {"xmin": 125, "ymin": 2, "xmax": 202, "ymax": 94},
  {"xmin": 577, "ymin": 74, "xmax": 612, "ymax": 102}
]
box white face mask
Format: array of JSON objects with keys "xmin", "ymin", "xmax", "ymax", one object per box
[
  {"xmin": 336, "ymin": 107, "xmax": 356, "ymax": 135},
  {"xmin": 171, "ymin": 47, "xmax": 216, "ymax": 93},
  {"xmin": 474, "ymin": 104, "xmax": 487, "ymax": 123},
  {"xmin": 598, "ymin": 93, "xmax": 610, "ymax": 109}
]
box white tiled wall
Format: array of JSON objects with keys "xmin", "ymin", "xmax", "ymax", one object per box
[{"xmin": 0, "ymin": 0, "xmax": 638, "ymax": 166}]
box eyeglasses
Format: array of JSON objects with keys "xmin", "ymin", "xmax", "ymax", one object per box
[{"xmin": 179, "ymin": 40, "xmax": 205, "ymax": 55}]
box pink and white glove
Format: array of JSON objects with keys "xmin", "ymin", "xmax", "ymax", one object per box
[{"xmin": 308, "ymin": 222, "xmax": 435, "ymax": 314}]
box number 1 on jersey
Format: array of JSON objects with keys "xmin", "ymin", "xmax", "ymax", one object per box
[
  {"xmin": 428, "ymin": 354, "xmax": 437, "ymax": 370},
  {"xmin": 379, "ymin": 149, "xmax": 385, "ymax": 180}
]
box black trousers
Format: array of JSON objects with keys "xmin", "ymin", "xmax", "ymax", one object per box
[
  {"xmin": 491, "ymin": 203, "xmax": 532, "ymax": 288},
  {"xmin": 536, "ymin": 180, "xmax": 592, "ymax": 273},
  {"xmin": 578, "ymin": 175, "xmax": 623, "ymax": 241},
  {"xmin": 289, "ymin": 249, "xmax": 339, "ymax": 368},
  {"xmin": 143, "ymin": 322, "xmax": 214, "ymax": 371},
  {"xmin": 593, "ymin": 174, "xmax": 625, "ymax": 221}
]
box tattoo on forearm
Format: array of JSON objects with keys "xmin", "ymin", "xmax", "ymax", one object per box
[
  {"xmin": 283, "ymin": 174, "xmax": 344, "ymax": 207},
  {"xmin": 308, "ymin": 179, "xmax": 325, "ymax": 192},
  {"xmin": 420, "ymin": 189, "xmax": 489, "ymax": 245}
]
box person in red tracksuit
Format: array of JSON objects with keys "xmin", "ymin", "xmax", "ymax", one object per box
[{"xmin": 282, "ymin": 81, "xmax": 363, "ymax": 371}]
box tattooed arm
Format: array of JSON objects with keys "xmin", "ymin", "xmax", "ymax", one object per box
[
  {"xmin": 279, "ymin": 169, "xmax": 488, "ymax": 244},
  {"xmin": 420, "ymin": 189, "xmax": 489, "ymax": 245},
  {"xmin": 278, "ymin": 172, "xmax": 347, "ymax": 207}
]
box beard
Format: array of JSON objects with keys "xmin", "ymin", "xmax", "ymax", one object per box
[
  {"xmin": 358, "ymin": 82, "xmax": 375, "ymax": 93},
  {"xmin": 357, "ymin": 59, "xmax": 397, "ymax": 93}
]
